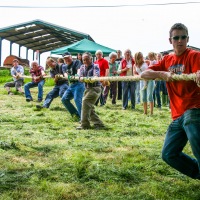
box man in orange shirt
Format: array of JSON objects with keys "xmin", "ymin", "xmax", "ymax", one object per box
[{"xmin": 141, "ymin": 23, "xmax": 200, "ymax": 180}]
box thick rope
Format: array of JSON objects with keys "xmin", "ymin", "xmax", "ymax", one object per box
[
  {"xmin": 21, "ymin": 73, "xmax": 200, "ymax": 87},
  {"xmin": 75, "ymin": 74, "xmax": 197, "ymax": 82}
]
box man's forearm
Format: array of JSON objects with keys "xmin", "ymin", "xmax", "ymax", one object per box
[{"xmin": 141, "ymin": 70, "xmax": 167, "ymax": 80}]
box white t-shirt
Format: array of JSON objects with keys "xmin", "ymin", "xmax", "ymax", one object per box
[{"xmin": 135, "ymin": 62, "xmax": 148, "ymax": 75}]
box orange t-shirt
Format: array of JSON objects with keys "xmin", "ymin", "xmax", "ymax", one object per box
[{"xmin": 148, "ymin": 48, "xmax": 200, "ymax": 120}]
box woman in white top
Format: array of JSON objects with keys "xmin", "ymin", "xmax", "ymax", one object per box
[{"xmin": 134, "ymin": 52, "xmax": 155, "ymax": 115}]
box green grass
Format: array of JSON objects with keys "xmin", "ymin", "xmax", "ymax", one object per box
[
  {"xmin": 0, "ymin": 69, "xmax": 54, "ymax": 85},
  {"xmin": 0, "ymin": 84, "xmax": 200, "ymax": 200}
]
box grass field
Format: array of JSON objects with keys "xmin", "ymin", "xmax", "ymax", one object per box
[{"xmin": 0, "ymin": 84, "xmax": 200, "ymax": 200}]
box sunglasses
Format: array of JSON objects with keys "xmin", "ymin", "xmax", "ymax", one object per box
[{"xmin": 171, "ymin": 35, "xmax": 188, "ymax": 40}]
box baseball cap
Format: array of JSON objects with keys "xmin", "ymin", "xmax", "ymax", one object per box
[{"xmin": 62, "ymin": 52, "xmax": 71, "ymax": 58}]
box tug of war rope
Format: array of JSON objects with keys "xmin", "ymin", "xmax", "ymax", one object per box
[{"xmin": 21, "ymin": 73, "xmax": 200, "ymax": 87}]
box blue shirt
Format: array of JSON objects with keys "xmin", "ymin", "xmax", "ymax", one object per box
[{"xmin": 11, "ymin": 65, "xmax": 24, "ymax": 81}]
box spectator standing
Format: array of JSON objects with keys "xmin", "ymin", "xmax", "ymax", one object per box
[
  {"xmin": 118, "ymin": 49, "xmax": 136, "ymax": 110},
  {"xmin": 160, "ymin": 51, "xmax": 170, "ymax": 107},
  {"xmin": 116, "ymin": 50, "xmax": 123, "ymax": 100},
  {"xmin": 134, "ymin": 52, "xmax": 154, "ymax": 114},
  {"xmin": 94, "ymin": 50, "xmax": 109, "ymax": 106},
  {"xmin": 107, "ymin": 52, "xmax": 119, "ymax": 104},
  {"xmin": 57, "ymin": 57, "xmax": 65, "ymax": 66},
  {"xmin": 77, "ymin": 53, "xmax": 83, "ymax": 64},
  {"xmin": 150, "ymin": 52, "xmax": 162, "ymax": 109}
]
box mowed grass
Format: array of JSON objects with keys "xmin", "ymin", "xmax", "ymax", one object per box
[{"xmin": 0, "ymin": 85, "xmax": 200, "ymax": 200}]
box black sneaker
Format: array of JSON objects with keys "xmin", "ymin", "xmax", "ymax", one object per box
[
  {"xmin": 76, "ymin": 126, "xmax": 91, "ymax": 130},
  {"xmin": 36, "ymin": 105, "xmax": 43, "ymax": 109},
  {"xmin": 26, "ymin": 98, "xmax": 33, "ymax": 102},
  {"xmin": 94, "ymin": 125, "xmax": 106, "ymax": 130}
]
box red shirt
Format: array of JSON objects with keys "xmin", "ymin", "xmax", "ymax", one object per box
[
  {"xmin": 148, "ymin": 48, "xmax": 200, "ymax": 120},
  {"xmin": 30, "ymin": 66, "xmax": 44, "ymax": 83},
  {"xmin": 94, "ymin": 58, "xmax": 109, "ymax": 77}
]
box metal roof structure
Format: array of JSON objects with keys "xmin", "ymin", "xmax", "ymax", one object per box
[
  {"xmin": 0, "ymin": 19, "xmax": 94, "ymax": 65},
  {"xmin": 0, "ymin": 19, "xmax": 94, "ymax": 53}
]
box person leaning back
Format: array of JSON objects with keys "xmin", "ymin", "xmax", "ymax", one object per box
[
  {"xmin": 61, "ymin": 52, "xmax": 85, "ymax": 121},
  {"xmin": 141, "ymin": 23, "xmax": 200, "ymax": 180},
  {"xmin": 36, "ymin": 57, "xmax": 68, "ymax": 109},
  {"xmin": 4, "ymin": 58, "xmax": 24, "ymax": 95},
  {"xmin": 24, "ymin": 61, "xmax": 46, "ymax": 102}
]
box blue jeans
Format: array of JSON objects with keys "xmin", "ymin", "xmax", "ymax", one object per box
[
  {"xmin": 135, "ymin": 81, "xmax": 140, "ymax": 104},
  {"xmin": 122, "ymin": 81, "xmax": 136, "ymax": 109},
  {"xmin": 95, "ymin": 86, "xmax": 105, "ymax": 106},
  {"xmin": 160, "ymin": 81, "xmax": 168, "ymax": 95},
  {"xmin": 61, "ymin": 82, "xmax": 85, "ymax": 118},
  {"xmin": 162, "ymin": 108, "xmax": 200, "ymax": 179},
  {"xmin": 43, "ymin": 83, "xmax": 68, "ymax": 108},
  {"xmin": 153, "ymin": 80, "xmax": 161, "ymax": 107},
  {"xmin": 24, "ymin": 80, "xmax": 45, "ymax": 100}
]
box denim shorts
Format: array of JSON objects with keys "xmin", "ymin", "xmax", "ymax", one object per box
[{"xmin": 140, "ymin": 80, "xmax": 155, "ymax": 102}]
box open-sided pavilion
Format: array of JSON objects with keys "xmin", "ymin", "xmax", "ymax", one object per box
[{"xmin": 0, "ymin": 19, "xmax": 94, "ymax": 66}]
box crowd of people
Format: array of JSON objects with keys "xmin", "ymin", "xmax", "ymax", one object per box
[
  {"xmin": 3, "ymin": 23, "xmax": 200, "ymax": 180},
  {"xmin": 4, "ymin": 48, "xmax": 170, "ymax": 129}
]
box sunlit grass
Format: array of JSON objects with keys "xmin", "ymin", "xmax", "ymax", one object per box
[{"xmin": 0, "ymin": 84, "xmax": 200, "ymax": 199}]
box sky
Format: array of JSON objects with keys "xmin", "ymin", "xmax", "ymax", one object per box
[{"xmin": 0, "ymin": 0, "xmax": 200, "ymax": 67}]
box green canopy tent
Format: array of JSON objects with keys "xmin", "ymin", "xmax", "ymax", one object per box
[{"xmin": 51, "ymin": 38, "xmax": 116, "ymax": 56}]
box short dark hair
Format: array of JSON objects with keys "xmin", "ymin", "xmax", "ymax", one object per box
[
  {"xmin": 13, "ymin": 59, "xmax": 19, "ymax": 63},
  {"xmin": 57, "ymin": 58, "xmax": 64, "ymax": 63},
  {"xmin": 162, "ymin": 51, "xmax": 169, "ymax": 56},
  {"xmin": 169, "ymin": 23, "xmax": 188, "ymax": 37}
]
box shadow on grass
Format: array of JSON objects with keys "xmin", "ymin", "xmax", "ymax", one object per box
[
  {"xmin": 50, "ymin": 106, "xmax": 66, "ymax": 111},
  {"xmin": 0, "ymin": 170, "xmax": 34, "ymax": 192},
  {"xmin": 0, "ymin": 141, "xmax": 20, "ymax": 150}
]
